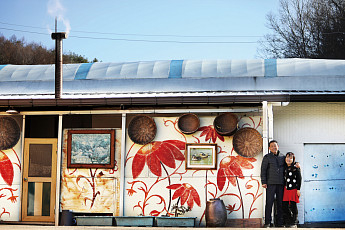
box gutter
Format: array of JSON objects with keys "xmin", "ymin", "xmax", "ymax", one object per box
[{"xmin": 0, "ymin": 95, "xmax": 290, "ymax": 111}]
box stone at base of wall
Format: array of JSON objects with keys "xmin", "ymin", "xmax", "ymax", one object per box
[{"xmin": 225, "ymin": 218, "xmax": 262, "ymax": 228}]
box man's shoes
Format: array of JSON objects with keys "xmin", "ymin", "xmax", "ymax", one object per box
[{"xmin": 263, "ymin": 223, "xmax": 274, "ymax": 228}]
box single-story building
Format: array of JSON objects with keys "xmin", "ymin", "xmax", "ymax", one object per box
[{"xmin": 0, "ymin": 58, "xmax": 344, "ymax": 227}]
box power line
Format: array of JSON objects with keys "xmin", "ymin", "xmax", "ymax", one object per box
[
  {"xmin": 0, "ymin": 21, "xmax": 263, "ymax": 39},
  {"xmin": 70, "ymin": 30, "xmax": 263, "ymax": 39},
  {"xmin": 0, "ymin": 27, "xmax": 48, "ymax": 36},
  {"xmin": 69, "ymin": 35, "xmax": 259, "ymax": 44},
  {"xmin": 0, "ymin": 27, "xmax": 260, "ymax": 44}
]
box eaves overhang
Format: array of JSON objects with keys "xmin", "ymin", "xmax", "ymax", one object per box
[
  {"xmin": 2, "ymin": 90, "xmax": 345, "ymax": 111},
  {"xmin": 0, "ymin": 92, "xmax": 291, "ymax": 111}
]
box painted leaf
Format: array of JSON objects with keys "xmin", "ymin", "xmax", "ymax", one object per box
[
  {"xmin": 147, "ymin": 152, "xmax": 161, "ymax": 176},
  {"xmin": 150, "ymin": 210, "xmax": 160, "ymax": 216},
  {"xmin": 163, "ymin": 140, "xmax": 186, "ymax": 150},
  {"xmin": 180, "ymin": 189, "xmax": 189, "ymax": 205},
  {"xmin": 172, "ymin": 186, "xmax": 185, "ymax": 200},
  {"xmin": 187, "ymin": 194, "xmax": 194, "ymax": 209},
  {"xmin": 190, "ymin": 188, "xmax": 200, "ymax": 206},
  {"xmin": 164, "ymin": 142, "xmax": 185, "ymax": 161},
  {"xmin": 0, "ymin": 151, "xmax": 14, "ymax": 186},
  {"xmin": 166, "ymin": 184, "xmax": 182, "ymax": 190},
  {"xmin": 217, "ymin": 168, "xmax": 227, "ymax": 191},
  {"xmin": 154, "ymin": 144, "xmax": 176, "ymax": 168},
  {"xmin": 132, "ymin": 153, "xmax": 146, "ymax": 179},
  {"xmin": 246, "ymin": 185, "xmax": 253, "ymax": 189}
]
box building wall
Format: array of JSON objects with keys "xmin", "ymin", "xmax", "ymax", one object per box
[
  {"xmin": 273, "ymin": 102, "xmax": 345, "ymax": 224},
  {"xmin": 124, "ymin": 115, "xmax": 263, "ymax": 226},
  {"xmin": 1, "ymin": 113, "xmax": 265, "ymax": 225},
  {"xmin": 60, "ymin": 129, "xmax": 122, "ymax": 215},
  {"xmin": 0, "ymin": 116, "xmax": 22, "ymax": 221}
]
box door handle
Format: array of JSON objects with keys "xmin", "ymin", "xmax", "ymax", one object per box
[{"xmin": 24, "ymin": 178, "xmax": 28, "ymax": 182}]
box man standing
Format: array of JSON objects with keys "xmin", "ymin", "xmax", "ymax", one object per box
[{"xmin": 261, "ymin": 140, "xmax": 285, "ymax": 227}]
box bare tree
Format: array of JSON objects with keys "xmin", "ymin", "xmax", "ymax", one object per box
[
  {"xmin": 0, "ymin": 34, "xmax": 92, "ymax": 64},
  {"xmin": 258, "ymin": 0, "xmax": 345, "ymax": 59}
]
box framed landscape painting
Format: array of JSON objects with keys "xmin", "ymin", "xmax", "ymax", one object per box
[
  {"xmin": 67, "ymin": 129, "xmax": 115, "ymax": 168},
  {"xmin": 185, "ymin": 143, "xmax": 217, "ymax": 170}
]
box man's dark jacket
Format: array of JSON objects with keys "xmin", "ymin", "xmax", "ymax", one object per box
[{"xmin": 261, "ymin": 151, "xmax": 285, "ymax": 185}]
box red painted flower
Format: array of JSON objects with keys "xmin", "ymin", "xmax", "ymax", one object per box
[
  {"xmin": 198, "ymin": 125, "xmax": 224, "ymax": 143},
  {"xmin": 217, "ymin": 156, "xmax": 256, "ymax": 191},
  {"xmin": 226, "ymin": 204, "xmax": 236, "ymax": 214},
  {"xmin": 166, "ymin": 183, "xmax": 201, "ymax": 209},
  {"xmin": 8, "ymin": 195, "xmax": 18, "ymax": 203},
  {"xmin": 0, "ymin": 151, "xmax": 14, "ymax": 186},
  {"xmin": 126, "ymin": 188, "xmax": 136, "ymax": 196},
  {"xmin": 132, "ymin": 140, "xmax": 185, "ymax": 179}
]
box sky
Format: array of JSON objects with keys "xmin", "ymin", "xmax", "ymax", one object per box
[{"xmin": 0, "ymin": 0, "xmax": 280, "ymax": 63}]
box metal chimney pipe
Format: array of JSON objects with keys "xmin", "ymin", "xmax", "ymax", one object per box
[{"xmin": 51, "ymin": 32, "xmax": 67, "ymax": 99}]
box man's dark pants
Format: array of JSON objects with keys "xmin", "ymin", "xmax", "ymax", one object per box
[{"xmin": 265, "ymin": 184, "xmax": 284, "ymax": 226}]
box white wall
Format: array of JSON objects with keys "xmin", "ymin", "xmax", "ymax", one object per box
[
  {"xmin": 0, "ymin": 115, "xmax": 23, "ymax": 221},
  {"xmin": 124, "ymin": 115, "xmax": 264, "ymax": 226},
  {"xmin": 273, "ymin": 102, "xmax": 345, "ymax": 224}
]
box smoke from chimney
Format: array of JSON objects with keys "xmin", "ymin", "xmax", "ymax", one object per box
[{"xmin": 47, "ymin": 0, "xmax": 71, "ymax": 34}]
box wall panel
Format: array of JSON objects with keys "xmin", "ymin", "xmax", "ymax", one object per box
[{"xmin": 274, "ymin": 102, "xmax": 345, "ymax": 224}]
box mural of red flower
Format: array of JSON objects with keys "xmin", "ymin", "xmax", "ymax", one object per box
[
  {"xmin": 226, "ymin": 204, "xmax": 236, "ymax": 214},
  {"xmin": 132, "ymin": 140, "xmax": 185, "ymax": 179},
  {"xmin": 166, "ymin": 183, "xmax": 201, "ymax": 209},
  {"xmin": 0, "ymin": 151, "xmax": 14, "ymax": 186},
  {"xmin": 198, "ymin": 125, "xmax": 224, "ymax": 143},
  {"xmin": 217, "ymin": 155, "xmax": 256, "ymax": 191}
]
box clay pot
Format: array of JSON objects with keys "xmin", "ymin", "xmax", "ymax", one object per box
[{"xmin": 205, "ymin": 198, "xmax": 227, "ymax": 227}]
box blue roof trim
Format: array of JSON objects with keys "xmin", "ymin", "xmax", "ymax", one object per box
[
  {"xmin": 0, "ymin": 65, "xmax": 7, "ymax": 71},
  {"xmin": 75, "ymin": 63, "xmax": 93, "ymax": 80},
  {"xmin": 264, "ymin": 59, "xmax": 277, "ymax": 78},
  {"xmin": 168, "ymin": 60, "xmax": 183, "ymax": 78}
]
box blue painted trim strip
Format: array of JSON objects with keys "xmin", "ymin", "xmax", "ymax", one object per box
[
  {"xmin": 75, "ymin": 63, "xmax": 93, "ymax": 80},
  {"xmin": 264, "ymin": 59, "xmax": 277, "ymax": 78},
  {"xmin": 0, "ymin": 65, "xmax": 7, "ymax": 71},
  {"xmin": 168, "ymin": 60, "xmax": 183, "ymax": 78}
]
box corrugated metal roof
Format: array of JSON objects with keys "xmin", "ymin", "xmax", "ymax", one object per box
[{"xmin": 1, "ymin": 58, "xmax": 345, "ymax": 100}]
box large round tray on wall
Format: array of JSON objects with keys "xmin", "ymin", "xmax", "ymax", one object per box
[
  {"xmin": 177, "ymin": 113, "xmax": 200, "ymax": 134},
  {"xmin": 128, "ymin": 115, "xmax": 157, "ymax": 145},
  {"xmin": 0, "ymin": 116, "xmax": 21, "ymax": 150},
  {"xmin": 232, "ymin": 127, "xmax": 263, "ymax": 158},
  {"xmin": 213, "ymin": 113, "xmax": 238, "ymax": 136}
]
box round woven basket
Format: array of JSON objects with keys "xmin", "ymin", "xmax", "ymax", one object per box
[
  {"xmin": 178, "ymin": 113, "xmax": 200, "ymax": 134},
  {"xmin": 213, "ymin": 113, "xmax": 238, "ymax": 136},
  {"xmin": 232, "ymin": 127, "xmax": 262, "ymax": 157},
  {"xmin": 128, "ymin": 115, "xmax": 157, "ymax": 145},
  {"xmin": 0, "ymin": 116, "xmax": 20, "ymax": 150}
]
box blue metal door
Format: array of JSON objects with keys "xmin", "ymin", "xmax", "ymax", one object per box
[{"xmin": 304, "ymin": 144, "xmax": 345, "ymax": 222}]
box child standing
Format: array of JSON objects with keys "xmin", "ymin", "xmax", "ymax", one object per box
[{"xmin": 283, "ymin": 152, "xmax": 302, "ymax": 228}]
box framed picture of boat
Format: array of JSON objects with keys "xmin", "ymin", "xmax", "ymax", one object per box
[{"xmin": 185, "ymin": 143, "xmax": 217, "ymax": 170}]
